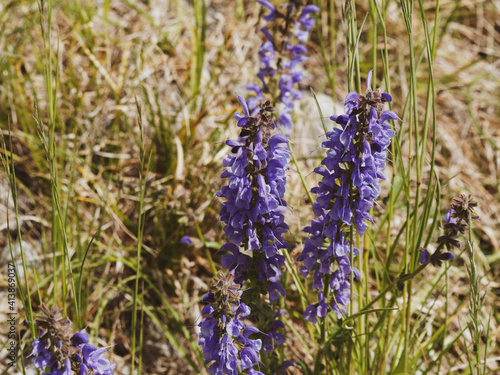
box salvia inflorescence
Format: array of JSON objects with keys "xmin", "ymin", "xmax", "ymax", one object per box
[
  {"xmin": 248, "ymin": 1, "xmax": 319, "ymax": 135},
  {"xmin": 420, "ymin": 194, "xmax": 479, "ymax": 267},
  {"xmin": 218, "ymin": 98, "xmax": 290, "ymax": 301},
  {"xmin": 198, "ymin": 271, "xmax": 263, "ymax": 375},
  {"xmin": 29, "ymin": 304, "xmax": 115, "ymax": 375},
  {"xmin": 298, "ymin": 71, "xmax": 397, "ymax": 323},
  {"xmin": 217, "ymin": 97, "xmax": 290, "ymax": 354}
]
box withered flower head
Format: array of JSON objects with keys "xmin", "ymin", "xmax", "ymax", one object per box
[
  {"xmin": 421, "ymin": 194, "xmax": 479, "ymax": 267},
  {"xmin": 198, "ymin": 271, "xmax": 263, "ymax": 374},
  {"xmin": 29, "ymin": 304, "xmax": 116, "ymax": 374},
  {"xmin": 34, "ymin": 304, "xmax": 72, "ymax": 370},
  {"xmin": 212, "ymin": 270, "xmax": 243, "ymax": 314},
  {"xmin": 420, "ymin": 247, "xmax": 455, "ymax": 268},
  {"xmin": 450, "ymin": 194, "xmax": 479, "ymax": 222}
]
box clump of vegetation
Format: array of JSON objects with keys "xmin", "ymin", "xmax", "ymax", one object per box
[{"xmin": 1, "ymin": 0, "xmax": 498, "ymax": 374}]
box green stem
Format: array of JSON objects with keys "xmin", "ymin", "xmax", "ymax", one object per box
[
  {"xmin": 468, "ymin": 212, "xmax": 481, "ymax": 374},
  {"xmin": 362, "ymin": 262, "xmax": 428, "ymax": 314},
  {"xmin": 2, "ymin": 130, "xmax": 36, "ymax": 338},
  {"xmin": 131, "ymin": 111, "xmax": 153, "ymax": 375},
  {"xmin": 313, "ymin": 276, "xmax": 330, "ymax": 375}
]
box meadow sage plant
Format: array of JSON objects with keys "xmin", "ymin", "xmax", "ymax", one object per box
[
  {"xmin": 248, "ymin": 1, "xmax": 319, "ymax": 135},
  {"xmin": 420, "ymin": 194, "xmax": 479, "ymax": 267},
  {"xmin": 29, "ymin": 304, "xmax": 115, "ymax": 375},
  {"xmin": 217, "ymin": 98, "xmax": 290, "ymax": 353},
  {"xmin": 298, "ymin": 71, "xmax": 397, "ymax": 322},
  {"xmin": 198, "ymin": 271, "xmax": 263, "ymax": 375}
]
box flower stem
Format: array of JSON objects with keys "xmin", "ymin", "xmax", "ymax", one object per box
[
  {"xmin": 313, "ymin": 276, "xmax": 330, "ymax": 375},
  {"xmin": 362, "ymin": 262, "xmax": 428, "ymax": 314}
]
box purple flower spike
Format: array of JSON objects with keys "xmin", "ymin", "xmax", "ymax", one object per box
[
  {"xmin": 29, "ymin": 304, "xmax": 115, "ymax": 375},
  {"xmin": 218, "ymin": 99, "xmax": 290, "ymax": 302},
  {"xmin": 217, "ymin": 98, "xmax": 291, "ymax": 361},
  {"xmin": 214, "ymin": 3, "xmax": 321, "ymax": 367},
  {"xmin": 423, "ymin": 195, "xmax": 479, "ymax": 268},
  {"xmin": 247, "ymin": 2, "xmax": 319, "ymax": 135},
  {"xmin": 198, "ymin": 272, "xmax": 262, "ymax": 375},
  {"xmin": 299, "ymin": 69, "xmax": 397, "ymax": 322}
]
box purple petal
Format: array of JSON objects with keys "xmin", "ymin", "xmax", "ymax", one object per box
[
  {"xmin": 261, "ymin": 27, "xmax": 273, "ymax": 42},
  {"xmin": 381, "ymin": 92, "xmax": 392, "ymax": 102},
  {"xmin": 420, "ymin": 249, "xmax": 430, "ymax": 264},
  {"xmin": 237, "ymin": 95, "xmax": 250, "ymax": 116},
  {"xmin": 303, "ymin": 305, "xmax": 318, "ymax": 323},
  {"xmin": 302, "ymin": 4, "xmax": 320, "ymax": 14},
  {"xmin": 367, "ymin": 69, "xmax": 373, "ymax": 91},
  {"xmin": 443, "ymin": 252, "xmax": 455, "ymax": 261},
  {"xmin": 180, "ymin": 236, "xmax": 192, "ymax": 245},
  {"xmin": 258, "ymin": 0, "xmax": 276, "ymax": 21},
  {"xmin": 380, "ymin": 110, "xmax": 399, "ymax": 124}
]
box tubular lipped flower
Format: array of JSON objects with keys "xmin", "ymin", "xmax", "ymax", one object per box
[
  {"xmin": 298, "ymin": 71, "xmax": 397, "ymax": 322},
  {"xmin": 248, "ymin": 1, "xmax": 319, "ymax": 135},
  {"xmin": 28, "ymin": 304, "xmax": 115, "ymax": 375},
  {"xmin": 218, "ymin": 97, "xmax": 290, "ymax": 303},
  {"xmin": 217, "ymin": 97, "xmax": 290, "ymax": 361},
  {"xmin": 198, "ymin": 271, "xmax": 263, "ymax": 375},
  {"xmin": 420, "ymin": 194, "xmax": 479, "ymax": 267}
]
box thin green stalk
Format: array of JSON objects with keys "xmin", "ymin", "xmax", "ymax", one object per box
[
  {"xmin": 278, "ymin": 123, "xmax": 313, "ymax": 204},
  {"xmin": 0, "ymin": 129, "xmax": 35, "ymax": 338},
  {"xmin": 190, "ymin": 0, "xmax": 206, "ymax": 114},
  {"xmin": 467, "ymin": 211, "xmax": 481, "ymax": 374},
  {"xmin": 38, "ymin": 0, "xmax": 64, "ymax": 312},
  {"xmin": 130, "ymin": 104, "xmax": 154, "ymax": 374},
  {"xmin": 412, "ymin": 0, "xmax": 438, "ymax": 261},
  {"xmin": 33, "ymin": 109, "xmax": 81, "ymax": 327},
  {"xmin": 362, "ymin": 231, "xmax": 369, "ymax": 374},
  {"xmin": 399, "ymin": 0, "xmax": 418, "ymax": 370},
  {"xmin": 369, "ymin": 0, "xmax": 378, "ymax": 85},
  {"xmin": 347, "ymin": 2, "xmax": 367, "ymax": 93},
  {"xmin": 282, "ymin": 247, "xmax": 317, "ymax": 356},
  {"xmin": 361, "ymin": 261, "xmax": 428, "ymax": 313},
  {"xmin": 313, "ymin": 0, "xmax": 335, "ymax": 97},
  {"xmin": 138, "ymin": 281, "xmax": 145, "ymax": 375},
  {"xmin": 437, "ymin": 261, "xmax": 449, "ymax": 373},
  {"xmin": 313, "ymin": 276, "xmax": 330, "ymax": 375},
  {"xmin": 350, "ymin": 1, "xmax": 361, "ymax": 93}
]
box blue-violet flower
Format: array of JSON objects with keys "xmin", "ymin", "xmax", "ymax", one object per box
[
  {"xmin": 29, "ymin": 304, "xmax": 115, "ymax": 375},
  {"xmin": 218, "ymin": 98, "xmax": 290, "ymax": 303},
  {"xmin": 298, "ymin": 71, "xmax": 397, "ymax": 322},
  {"xmin": 249, "ymin": 1, "xmax": 319, "ymax": 135},
  {"xmin": 420, "ymin": 194, "xmax": 479, "ymax": 267},
  {"xmin": 198, "ymin": 271, "xmax": 263, "ymax": 375}
]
